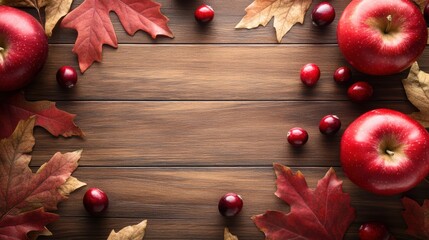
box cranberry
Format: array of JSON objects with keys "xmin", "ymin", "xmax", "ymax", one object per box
[
  {"xmin": 300, "ymin": 63, "xmax": 320, "ymax": 87},
  {"xmin": 287, "ymin": 127, "xmax": 309, "ymax": 147},
  {"xmin": 218, "ymin": 193, "xmax": 243, "ymax": 217},
  {"xmin": 359, "ymin": 222, "xmax": 391, "ymax": 240},
  {"xmin": 56, "ymin": 66, "xmax": 78, "ymax": 88},
  {"xmin": 347, "ymin": 81, "xmax": 373, "ymax": 102},
  {"xmin": 194, "ymin": 4, "xmax": 214, "ymax": 23},
  {"xmin": 311, "ymin": 2, "xmax": 335, "ymax": 27},
  {"xmin": 425, "ymin": 2, "xmax": 429, "ymax": 26},
  {"xmin": 333, "ymin": 66, "xmax": 352, "ymax": 84},
  {"xmin": 319, "ymin": 114, "xmax": 341, "ymax": 135},
  {"xmin": 83, "ymin": 188, "xmax": 109, "ymax": 215}
]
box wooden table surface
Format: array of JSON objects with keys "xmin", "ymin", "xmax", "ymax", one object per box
[{"xmin": 24, "ymin": 0, "xmax": 427, "ymax": 239}]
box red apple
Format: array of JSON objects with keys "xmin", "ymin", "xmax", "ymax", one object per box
[
  {"xmin": 340, "ymin": 109, "xmax": 429, "ymax": 195},
  {"xmin": 337, "ymin": 0, "xmax": 427, "ymax": 76},
  {"xmin": 0, "ymin": 6, "xmax": 48, "ymax": 91}
]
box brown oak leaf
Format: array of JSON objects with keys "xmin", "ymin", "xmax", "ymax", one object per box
[
  {"xmin": 61, "ymin": 0, "xmax": 174, "ymax": 72},
  {"xmin": 235, "ymin": 0, "xmax": 312, "ymax": 42},
  {"xmin": 0, "ymin": 117, "xmax": 86, "ymax": 238},
  {"xmin": 402, "ymin": 197, "xmax": 429, "ymax": 239},
  {"xmin": 224, "ymin": 227, "xmax": 238, "ymax": 240},
  {"xmin": 0, "ymin": 92, "xmax": 84, "ymax": 138},
  {"xmin": 0, "ymin": 0, "xmax": 73, "ymax": 36},
  {"xmin": 402, "ymin": 62, "xmax": 429, "ymax": 127},
  {"xmin": 253, "ymin": 163, "xmax": 355, "ymax": 240},
  {"xmin": 107, "ymin": 220, "xmax": 147, "ymax": 240}
]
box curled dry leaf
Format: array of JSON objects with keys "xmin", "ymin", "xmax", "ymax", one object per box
[
  {"xmin": 402, "ymin": 62, "xmax": 429, "ymax": 127},
  {"xmin": 0, "ymin": 117, "xmax": 86, "ymax": 238},
  {"xmin": 0, "ymin": 0, "xmax": 73, "ymax": 36},
  {"xmin": 224, "ymin": 227, "xmax": 239, "ymax": 240},
  {"xmin": 107, "ymin": 220, "xmax": 147, "ymax": 240},
  {"xmin": 235, "ymin": 0, "xmax": 313, "ymax": 42},
  {"xmin": 253, "ymin": 163, "xmax": 355, "ymax": 240},
  {"xmin": 0, "ymin": 92, "xmax": 84, "ymax": 138},
  {"xmin": 61, "ymin": 0, "xmax": 174, "ymax": 72},
  {"xmin": 402, "ymin": 197, "xmax": 429, "ymax": 239}
]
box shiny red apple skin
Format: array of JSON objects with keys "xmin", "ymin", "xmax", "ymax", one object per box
[
  {"xmin": 0, "ymin": 6, "xmax": 48, "ymax": 91},
  {"xmin": 337, "ymin": 0, "xmax": 427, "ymax": 75},
  {"xmin": 340, "ymin": 109, "xmax": 429, "ymax": 195},
  {"xmin": 83, "ymin": 188, "xmax": 109, "ymax": 215}
]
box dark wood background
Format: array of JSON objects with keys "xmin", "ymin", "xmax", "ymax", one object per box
[{"xmin": 22, "ymin": 0, "xmax": 428, "ymax": 239}]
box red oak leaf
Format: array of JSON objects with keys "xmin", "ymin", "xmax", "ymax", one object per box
[
  {"xmin": 402, "ymin": 197, "xmax": 429, "ymax": 239},
  {"xmin": 253, "ymin": 163, "xmax": 355, "ymax": 240},
  {"xmin": 61, "ymin": 0, "xmax": 174, "ymax": 72},
  {"xmin": 0, "ymin": 92, "xmax": 84, "ymax": 138},
  {"xmin": 0, "ymin": 117, "xmax": 85, "ymax": 238}
]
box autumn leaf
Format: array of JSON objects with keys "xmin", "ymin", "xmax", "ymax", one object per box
[
  {"xmin": 61, "ymin": 0, "xmax": 174, "ymax": 73},
  {"xmin": 0, "ymin": 0, "xmax": 74, "ymax": 36},
  {"xmin": 0, "ymin": 92, "xmax": 84, "ymax": 138},
  {"xmin": 235, "ymin": 0, "xmax": 312, "ymax": 42},
  {"xmin": 107, "ymin": 220, "xmax": 147, "ymax": 240},
  {"xmin": 401, "ymin": 62, "xmax": 429, "ymax": 127},
  {"xmin": 0, "ymin": 117, "xmax": 86, "ymax": 238},
  {"xmin": 402, "ymin": 197, "xmax": 429, "ymax": 239},
  {"xmin": 224, "ymin": 227, "xmax": 238, "ymax": 240},
  {"xmin": 252, "ymin": 163, "xmax": 355, "ymax": 240}
]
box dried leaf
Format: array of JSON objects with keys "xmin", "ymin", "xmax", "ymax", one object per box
[
  {"xmin": 252, "ymin": 163, "xmax": 355, "ymax": 240},
  {"xmin": 107, "ymin": 220, "xmax": 147, "ymax": 240},
  {"xmin": 402, "ymin": 197, "xmax": 429, "ymax": 239},
  {"xmin": 0, "ymin": 117, "xmax": 86, "ymax": 238},
  {"xmin": 1, "ymin": 0, "xmax": 74, "ymax": 36},
  {"xmin": 0, "ymin": 92, "xmax": 84, "ymax": 138},
  {"xmin": 235, "ymin": 0, "xmax": 312, "ymax": 42},
  {"xmin": 402, "ymin": 62, "xmax": 429, "ymax": 127},
  {"xmin": 224, "ymin": 227, "xmax": 239, "ymax": 240},
  {"xmin": 61, "ymin": 0, "xmax": 174, "ymax": 72}
]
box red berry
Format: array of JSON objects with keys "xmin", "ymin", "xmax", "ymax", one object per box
[
  {"xmin": 83, "ymin": 188, "xmax": 109, "ymax": 215},
  {"xmin": 218, "ymin": 193, "xmax": 243, "ymax": 217},
  {"xmin": 287, "ymin": 127, "xmax": 309, "ymax": 147},
  {"xmin": 359, "ymin": 222, "xmax": 391, "ymax": 240},
  {"xmin": 194, "ymin": 4, "xmax": 214, "ymax": 23},
  {"xmin": 333, "ymin": 66, "xmax": 352, "ymax": 84},
  {"xmin": 300, "ymin": 63, "xmax": 320, "ymax": 87},
  {"xmin": 319, "ymin": 114, "xmax": 341, "ymax": 135},
  {"xmin": 347, "ymin": 81, "xmax": 373, "ymax": 102},
  {"xmin": 311, "ymin": 2, "xmax": 335, "ymax": 27},
  {"xmin": 56, "ymin": 66, "xmax": 78, "ymax": 88},
  {"xmin": 424, "ymin": 2, "xmax": 429, "ymax": 25}
]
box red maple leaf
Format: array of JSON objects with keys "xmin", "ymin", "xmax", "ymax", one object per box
[
  {"xmin": 402, "ymin": 197, "xmax": 429, "ymax": 239},
  {"xmin": 253, "ymin": 163, "xmax": 355, "ymax": 240},
  {"xmin": 61, "ymin": 0, "xmax": 174, "ymax": 72},
  {"xmin": 0, "ymin": 92, "xmax": 83, "ymax": 138}
]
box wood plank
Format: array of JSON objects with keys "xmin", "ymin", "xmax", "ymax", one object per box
[
  {"xmin": 30, "ymin": 101, "xmax": 417, "ymax": 167},
  {"xmin": 38, "ymin": 167, "xmax": 424, "ymax": 239},
  {"xmin": 45, "ymin": 0, "xmax": 351, "ymax": 44},
  {"xmin": 25, "ymin": 45, "xmax": 427, "ymax": 101}
]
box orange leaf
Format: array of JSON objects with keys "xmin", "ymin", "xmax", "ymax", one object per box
[
  {"xmin": 0, "ymin": 92, "xmax": 84, "ymax": 138},
  {"xmin": 107, "ymin": 220, "xmax": 147, "ymax": 240},
  {"xmin": 61, "ymin": 0, "xmax": 174, "ymax": 72},
  {"xmin": 236, "ymin": 0, "xmax": 313, "ymax": 42},
  {"xmin": 0, "ymin": 117, "xmax": 85, "ymax": 238}
]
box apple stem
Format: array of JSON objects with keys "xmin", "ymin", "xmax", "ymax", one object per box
[
  {"xmin": 385, "ymin": 149, "xmax": 395, "ymax": 156},
  {"xmin": 385, "ymin": 15, "xmax": 392, "ymax": 33}
]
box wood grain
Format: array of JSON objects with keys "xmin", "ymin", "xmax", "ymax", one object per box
[
  {"xmin": 30, "ymin": 101, "xmax": 417, "ymax": 167},
  {"xmin": 25, "ymin": 44, "xmax": 429, "ymax": 101},
  {"xmin": 38, "ymin": 167, "xmax": 424, "ymax": 239}
]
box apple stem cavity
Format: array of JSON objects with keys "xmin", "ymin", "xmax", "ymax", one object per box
[
  {"xmin": 385, "ymin": 149, "xmax": 395, "ymax": 157},
  {"xmin": 385, "ymin": 15, "xmax": 392, "ymax": 33}
]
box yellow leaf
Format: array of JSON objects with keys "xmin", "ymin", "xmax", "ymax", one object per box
[
  {"xmin": 1, "ymin": 0, "xmax": 73, "ymax": 36},
  {"xmin": 235, "ymin": 0, "xmax": 313, "ymax": 42},
  {"xmin": 224, "ymin": 227, "xmax": 239, "ymax": 240},
  {"xmin": 402, "ymin": 62, "xmax": 429, "ymax": 127},
  {"xmin": 107, "ymin": 220, "xmax": 147, "ymax": 240}
]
